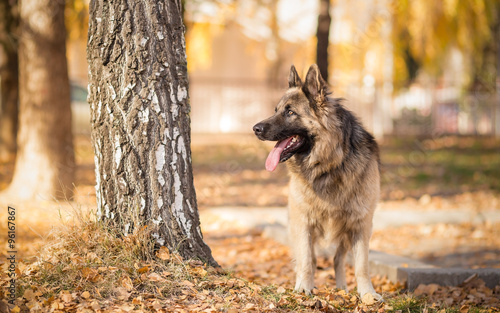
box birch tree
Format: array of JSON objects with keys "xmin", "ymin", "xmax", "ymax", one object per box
[{"xmin": 87, "ymin": 0, "xmax": 217, "ymax": 265}]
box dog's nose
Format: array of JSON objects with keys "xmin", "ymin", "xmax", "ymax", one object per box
[{"xmin": 253, "ymin": 123, "xmax": 264, "ymax": 135}]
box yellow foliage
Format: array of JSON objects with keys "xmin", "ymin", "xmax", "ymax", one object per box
[
  {"xmin": 65, "ymin": 0, "xmax": 89, "ymax": 40},
  {"xmin": 186, "ymin": 23, "xmax": 224, "ymax": 72},
  {"xmin": 392, "ymin": 0, "xmax": 498, "ymax": 85}
]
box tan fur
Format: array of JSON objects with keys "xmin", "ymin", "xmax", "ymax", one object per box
[{"xmin": 254, "ymin": 65, "xmax": 382, "ymax": 300}]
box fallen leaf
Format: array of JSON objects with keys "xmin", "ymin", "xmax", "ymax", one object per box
[
  {"xmin": 414, "ymin": 284, "xmax": 427, "ymax": 297},
  {"xmin": 114, "ymin": 287, "xmax": 131, "ymax": 300},
  {"xmin": 11, "ymin": 306, "xmax": 20, "ymax": 313},
  {"xmin": 276, "ymin": 286, "xmax": 286, "ymax": 294},
  {"xmin": 461, "ymin": 273, "xmax": 478, "ymax": 286},
  {"xmin": 132, "ymin": 297, "xmax": 142, "ymax": 305},
  {"xmin": 278, "ymin": 297, "xmax": 288, "ymax": 306},
  {"xmin": 86, "ymin": 252, "xmax": 98, "ymax": 261},
  {"xmin": 121, "ymin": 275, "xmax": 134, "ymax": 291},
  {"xmin": 148, "ymin": 272, "xmax": 163, "ymax": 282},
  {"xmin": 81, "ymin": 267, "xmax": 101, "ymax": 282},
  {"xmin": 81, "ymin": 291, "xmax": 91, "ymax": 299},
  {"xmin": 152, "ymin": 300, "xmax": 162, "ymax": 310},
  {"xmin": 51, "ymin": 301, "xmax": 64, "ymax": 310},
  {"xmin": 414, "ymin": 283, "xmax": 440, "ymax": 297},
  {"xmin": 428, "ymin": 284, "xmax": 440, "ymax": 295},
  {"xmin": 23, "ymin": 289, "xmax": 35, "ymax": 301},
  {"xmin": 248, "ymin": 283, "xmax": 261, "ymax": 292},
  {"xmin": 157, "ymin": 247, "xmax": 171, "ymax": 260},
  {"xmin": 245, "ymin": 303, "xmax": 255, "ymax": 309},
  {"xmin": 137, "ymin": 266, "xmax": 150, "ymax": 274},
  {"xmin": 302, "ymin": 299, "xmax": 316, "ymax": 307},
  {"xmin": 362, "ymin": 293, "xmax": 376, "ymax": 305},
  {"xmin": 60, "ymin": 293, "xmax": 73, "ymax": 303},
  {"xmin": 192, "ymin": 267, "xmax": 208, "ymax": 277},
  {"xmin": 120, "ymin": 304, "xmax": 135, "ymax": 312},
  {"xmin": 91, "ymin": 300, "xmax": 101, "ymax": 310}
]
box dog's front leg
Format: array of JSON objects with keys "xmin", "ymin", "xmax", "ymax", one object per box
[
  {"xmin": 334, "ymin": 241, "xmax": 348, "ymax": 291},
  {"xmin": 289, "ymin": 215, "xmax": 315, "ymax": 294},
  {"xmin": 352, "ymin": 234, "xmax": 383, "ymax": 301}
]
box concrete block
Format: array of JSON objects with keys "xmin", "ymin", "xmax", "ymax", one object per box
[
  {"xmin": 402, "ymin": 268, "xmax": 500, "ymax": 290},
  {"xmin": 365, "ymin": 250, "xmax": 435, "ymax": 285}
]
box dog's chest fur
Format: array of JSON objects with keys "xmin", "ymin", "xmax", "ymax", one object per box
[{"xmin": 286, "ymin": 152, "xmax": 379, "ymax": 243}]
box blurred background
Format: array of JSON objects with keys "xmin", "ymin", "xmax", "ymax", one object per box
[
  {"xmin": 58, "ymin": 0, "xmax": 500, "ymax": 138},
  {"xmin": 1, "ymin": 0, "xmax": 499, "ymax": 269}
]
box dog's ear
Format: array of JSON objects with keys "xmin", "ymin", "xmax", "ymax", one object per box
[
  {"xmin": 302, "ymin": 64, "xmax": 328, "ymax": 104},
  {"xmin": 288, "ymin": 65, "xmax": 302, "ymax": 88}
]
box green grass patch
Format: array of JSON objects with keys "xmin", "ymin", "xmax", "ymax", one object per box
[{"xmin": 387, "ymin": 294, "xmax": 426, "ymax": 313}]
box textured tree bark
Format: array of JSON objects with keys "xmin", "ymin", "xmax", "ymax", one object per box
[
  {"xmin": 316, "ymin": 0, "xmax": 331, "ymax": 82},
  {"xmin": 0, "ymin": 0, "xmax": 19, "ymax": 162},
  {"xmin": 87, "ymin": 0, "xmax": 217, "ymax": 266},
  {"xmin": 3, "ymin": 0, "xmax": 75, "ymax": 200}
]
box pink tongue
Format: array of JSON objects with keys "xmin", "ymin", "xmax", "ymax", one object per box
[{"xmin": 265, "ymin": 137, "xmax": 293, "ymax": 172}]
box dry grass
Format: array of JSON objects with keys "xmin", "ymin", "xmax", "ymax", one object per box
[{"xmin": 16, "ymin": 209, "xmax": 207, "ymax": 298}]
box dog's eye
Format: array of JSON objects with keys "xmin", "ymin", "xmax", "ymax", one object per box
[
  {"xmin": 275, "ymin": 108, "xmax": 277, "ymax": 113},
  {"xmin": 287, "ymin": 110, "xmax": 295, "ymax": 116}
]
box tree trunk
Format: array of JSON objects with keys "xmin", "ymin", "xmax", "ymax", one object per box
[
  {"xmin": 0, "ymin": 0, "xmax": 19, "ymax": 162},
  {"xmin": 267, "ymin": 0, "xmax": 284, "ymax": 88},
  {"xmin": 496, "ymin": 11, "xmax": 500, "ymax": 137},
  {"xmin": 316, "ymin": 0, "xmax": 331, "ymax": 82},
  {"xmin": 4, "ymin": 0, "xmax": 75, "ymax": 200},
  {"xmin": 87, "ymin": 0, "xmax": 217, "ymax": 266}
]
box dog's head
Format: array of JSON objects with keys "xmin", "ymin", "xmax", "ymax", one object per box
[{"xmin": 253, "ymin": 64, "xmax": 330, "ymax": 171}]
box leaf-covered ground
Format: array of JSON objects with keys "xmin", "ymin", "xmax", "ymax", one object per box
[
  {"xmin": 1, "ymin": 217, "xmax": 499, "ymax": 312},
  {"xmin": 1, "ymin": 134, "xmax": 500, "ymax": 312}
]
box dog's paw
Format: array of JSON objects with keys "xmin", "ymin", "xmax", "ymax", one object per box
[
  {"xmin": 336, "ymin": 283, "xmax": 348, "ymax": 291},
  {"xmin": 294, "ymin": 279, "xmax": 315, "ymax": 295},
  {"xmin": 360, "ymin": 290, "xmax": 384, "ymax": 303}
]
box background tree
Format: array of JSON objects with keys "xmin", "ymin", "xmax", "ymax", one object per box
[
  {"xmin": 87, "ymin": 0, "xmax": 217, "ymax": 265},
  {"xmin": 3, "ymin": 0, "xmax": 74, "ymax": 200},
  {"xmin": 392, "ymin": 0, "xmax": 500, "ymax": 90},
  {"xmin": 316, "ymin": 0, "xmax": 331, "ymax": 83},
  {"xmin": 267, "ymin": 0, "xmax": 284, "ymax": 88},
  {"xmin": 0, "ymin": 0, "xmax": 19, "ymax": 162}
]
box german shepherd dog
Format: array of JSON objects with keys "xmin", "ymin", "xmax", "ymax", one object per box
[{"xmin": 253, "ymin": 64, "xmax": 382, "ymax": 300}]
